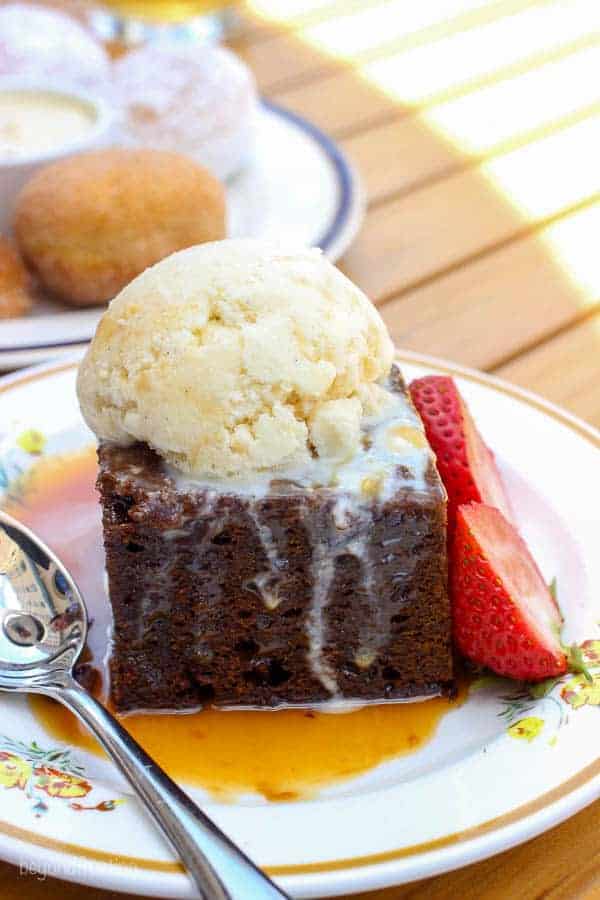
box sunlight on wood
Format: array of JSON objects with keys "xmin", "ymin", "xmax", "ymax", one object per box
[
  {"xmin": 482, "ymin": 116, "xmax": 600, "ymax": 219},
  {"xmin": 378, "ymin": 203, "xmax": 600, "ymax": 371},
  {"xmin": 298, "ymin": 0, "xmax": 496, "ymax": 59},
  {"xmin": 245, "ymin": 0, "xmax": 343, "ymax": 22},
  {"xmin": 539, "ymin": 203, "xmax": 600, "ymax": 298},
  {"xmin": 423, "ymin": 44, "xmax": 600, "ymax": 155},
  {"xmin": 362, "ymin": 0, "xmax": 599, "ymax": 105},
  {"xmin": 497, "ymin": 311, "xmax": 600, "ymax": 426}
]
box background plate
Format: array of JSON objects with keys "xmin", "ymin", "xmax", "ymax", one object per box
[
  {"xmin": 0, "ymin": 101, "xmax": 363, "ymax": 370},
  {"xmin": 0, "ymin": 351, "xmax": 598, "ymax": 899}
]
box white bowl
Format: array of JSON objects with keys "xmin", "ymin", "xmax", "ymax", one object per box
[{"xmin": 0, "ymin": 81, "xmax": 115, "ymax": 233}]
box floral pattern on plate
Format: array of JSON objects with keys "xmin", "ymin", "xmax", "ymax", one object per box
[
  {"xmin": 0, "ymin": 736, "xmax": 124, "ymax": 818},
  {"xmin": 470, "ymin": 640, "xmax": 600, "ymax": 744}
]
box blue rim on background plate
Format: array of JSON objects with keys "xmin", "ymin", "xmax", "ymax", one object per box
[
  {"xmin": 0, "ymin": 101, "xmax": 364, "ymax": 366},
  {"xmin": 261, "ymin": 99, "xmax": 359, "ymax": 255}
]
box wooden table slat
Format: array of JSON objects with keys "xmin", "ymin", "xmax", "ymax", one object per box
[
  {"xmin": 231, "ymin": 30, "xmax": 340, "ymax": 90},
  {"xmin": 241, "ymin": 0, "xmax": 592, "ymax": 96},
  {"xmin": 298, "ymin": 0, "xmax": 531, "ymax": 63},
  {"xmin": 361, "ymin": 0, "xmax": 599, "ymax": 107},
  {"xmin": 343, "ymin": 44, "xmax": 600, "ymax": 206},
  {"xmin": 273, "ymin": 68, "xmax": 402, "ymax": 135},
  {"xmin": 340, "ymin": 113, "xmax": 600, "ymax": 303},
  {"xmin": 380, "ymin": 201, "xmax": 600, "ymax": 373},
  {"xmin": 495, "ymin": 310, "xmax": 600, "ymax": 428},
  {"xmin": 274, "ymin": 22, "xmax": 596, "ymax": 139},
  {"xmin": 243, "ymin": 0, "xmax": 389, "ymax": 31},
  {"xmin": 240, "ymin": 0, "xmax": 534, "ymax": 54}
]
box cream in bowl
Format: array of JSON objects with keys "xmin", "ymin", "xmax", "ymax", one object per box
[
  {"xmin": 0, "ymin": 89, "xmax": 98, "ymax": 160},
  {"xmin": 0, "ymin": 83, "xmax": 114, "ymax": 232}
]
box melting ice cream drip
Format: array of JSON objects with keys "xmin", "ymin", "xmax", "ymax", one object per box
[
  {"xmin": 161, "ymin": 495, "xmax": 229, "ymax": 642},
  {"xmin": 304, "ymin": 495, "xmax": 381, "ymax": 696},
  {"xmin": 247, "ymin": 506, "xmax": 286, "ymax": 611},
  {"xmin": 306, "ymin": 530, "xmax": 338, "ymax": 696},
  {"xmin": 347, "ymin": 527, "xmax": 386, "ymax": 671}
]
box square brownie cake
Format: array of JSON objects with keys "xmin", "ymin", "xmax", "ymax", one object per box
[{"xmin": 98, "ymin": 367, "xmax": 452, "ymax": 712}]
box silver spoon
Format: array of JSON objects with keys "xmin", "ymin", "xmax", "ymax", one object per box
[{"xmin": 0, "ymin": 510, "xmax": 289, "ymax": 900}]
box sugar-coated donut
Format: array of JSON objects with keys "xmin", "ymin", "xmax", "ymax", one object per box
[
  {"xmin": 14, "ymin": 148, "xmax": 226, "ymax": 307},
  {"xmin": 0, "ymin": 3, "xmax": 110, "ymax": 96},
  {"xmin": 113, "ymin": 43, "xmax": 258, "ymax": 182}
]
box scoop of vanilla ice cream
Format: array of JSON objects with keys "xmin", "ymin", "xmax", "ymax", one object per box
[{"xmin": 77, "ymin": 240, "xmax": 394, "ymax": 478}]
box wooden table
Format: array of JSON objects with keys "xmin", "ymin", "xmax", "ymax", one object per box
[{"xmin": 2, "ymin": 0, "xmax": 600, "ymax": 897}]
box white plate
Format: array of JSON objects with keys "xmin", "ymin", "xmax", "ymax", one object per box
[
  {"xmin": 0, "ymin": 351, "xmax": 598, "ymax": 898},
  {"xmin": 0, "ymin": 101, "xmax": 363, "ymax": 371}
]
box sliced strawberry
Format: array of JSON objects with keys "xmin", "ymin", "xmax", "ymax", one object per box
[
  {"xmin": 409, "ymin": 375, "xmax": 512, "ymax": 534},
  {"xmin": 452, "ymin": 503, "xmax": 566, "ymax": 681}
]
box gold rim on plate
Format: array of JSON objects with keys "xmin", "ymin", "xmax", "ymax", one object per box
[{"xmin": 0, "ymin": 353, "xmax": 598, "ymax": 878}]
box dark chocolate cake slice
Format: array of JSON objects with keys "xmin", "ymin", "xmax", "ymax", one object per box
[{"xmin": 98, "ymin": 368, "xmax": 452, "ymax": 712}]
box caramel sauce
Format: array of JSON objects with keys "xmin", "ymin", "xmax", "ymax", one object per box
[{"xmin": 8, "ymin": 450, "xmax": 465, "ymax": 801}]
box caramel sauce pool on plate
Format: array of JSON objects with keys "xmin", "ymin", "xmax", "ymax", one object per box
[{"xmin": 9, "ymin": 450, "xmax": 464, "ymax": 801}]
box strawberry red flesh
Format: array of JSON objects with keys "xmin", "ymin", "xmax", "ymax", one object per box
[
  {"xmin": 409, "ymin": 375, "xmax": 512, "ymax": 534},
  {"xmin": 452, "ymin": 503, "xmax": 566, "ymax": 681}
]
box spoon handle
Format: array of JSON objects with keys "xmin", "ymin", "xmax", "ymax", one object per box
[{"xmin": 49, "ymin": 677, "xmax": 289, "ymax": 900}]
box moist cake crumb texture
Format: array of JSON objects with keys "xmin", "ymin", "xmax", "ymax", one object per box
[{"xmin": 99, "ymin": 367, "xmax": 453, "ymax": 711}]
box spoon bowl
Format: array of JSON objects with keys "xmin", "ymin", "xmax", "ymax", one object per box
[{"xmin": 0, "ymin": 512, "xmax": 86, "ymax": 680}]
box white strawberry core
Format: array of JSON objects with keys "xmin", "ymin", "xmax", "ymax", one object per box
[
  {"xmin": 461, "ymin": 400, "xmax": 513, "ymax": 522},
  {"xmin": 463, "ymin": 504, "xmax": 562, "ymax": 653}
]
